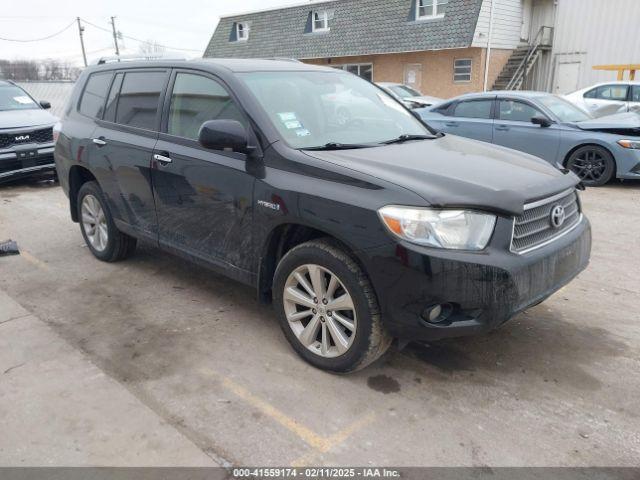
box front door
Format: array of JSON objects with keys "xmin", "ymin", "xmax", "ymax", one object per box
[
  {"xmin": 404, "ymin": 64, "xmax": 422, "ymax": 92},
  {"xmin": 554, "ymin": 62, "xmax": 581, "ymax": 95},
  {"xmin": 582, "ymin": 84, "xmax": 630, "ymax": 117},
  {"xmin": 493, "ymin": 99, "xmax": 560, "ymax": 163},
  {"xmin": 151, "ymin": 70, "xmax": 255, "ymax": 272},
  {"xmin": 91, "ymin": 69, "xmax": 169, "ymax": 238}
]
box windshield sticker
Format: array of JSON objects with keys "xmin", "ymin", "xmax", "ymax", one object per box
[
  {"xmin": 284, "ymin": 120, "xmax": 303, "ymax": 130},
  {"xmin": 295, "ymin": 129, "xmax": 311, "ymax": 137},
  {"xmin": 14, "ymin": 96, "xmax": 35, "ymax": 105},
  {"xmin": 277, "ymin": 112, "xmax": 298, "ymax": 122}
]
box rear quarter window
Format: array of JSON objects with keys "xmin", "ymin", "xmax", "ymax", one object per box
[{"xmin": 78, "ymin": 72, "xmax": 113, "ymax": 118}]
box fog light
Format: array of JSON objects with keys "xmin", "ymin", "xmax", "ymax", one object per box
[{"xmin": 421, "ymin": 303, "xmax": 452, "ymax": 324}]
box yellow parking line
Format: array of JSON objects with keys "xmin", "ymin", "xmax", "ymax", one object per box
[
  {"xmin": 20, "ymin": 250, "xmax": 50, "ymax": 271},
  {"xmin": 200, "ymin": 367, "xmax": 375, "ymax": 456}
]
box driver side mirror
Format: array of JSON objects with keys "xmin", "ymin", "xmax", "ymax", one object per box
[
  {"xmin": 198, "ymin": 120, "xmax": 252, "ymax": 154},
  {"xmin": 39, "ymin": 100, "xmax": 51, "ymax": 110},
  {"xmin": 531, "ymin": 115, "xmax": 552, "ymax": 128}
]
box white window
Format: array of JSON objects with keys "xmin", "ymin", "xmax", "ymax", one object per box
[
  {"xmin": 416, "ymin": 0, "xmax": 448, "ymax": 20},
  {"xmin": 334, "ymin": 64, "xmax": 373, "ymax": 82},
  {"xmin": 312, "ymin": 10, "xmax": 330, "ymax": 32},
  {"xmin": 236, "ymin": 22, "xmax": 249, "ymax": 41},
  {"xmin": 454, "ymin": 58, "xmax": 472, "ymax": 83}
]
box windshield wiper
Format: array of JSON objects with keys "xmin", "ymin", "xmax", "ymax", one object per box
[
  {"xmin": 381, "ymin": 134, "xmax": 435, "ymax": 145},
  {"xmin": 302, "ymin": 142, "xmax": 375, "ymax": 151}
]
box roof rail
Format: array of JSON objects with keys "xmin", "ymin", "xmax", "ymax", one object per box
[{"xmin": 94, "ymin": 54, "xmax": 189, "ymax": 65}]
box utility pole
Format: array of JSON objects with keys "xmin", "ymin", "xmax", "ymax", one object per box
[
  {"xmin": 110, "ymin": 16, "xmax": 120, "ymax": 60},
  {"xmin": 76, "ymin": 17, "xmax": 87, "ymax": 67}
]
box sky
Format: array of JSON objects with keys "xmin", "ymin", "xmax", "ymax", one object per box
[{"xmin": 0, "ymin": 0, "xmax": 308, "ymax": 65}]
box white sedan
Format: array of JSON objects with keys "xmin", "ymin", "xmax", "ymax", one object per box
[
  {"xmin": 564, "ymin": 81, "xmax": 640, "ymax": 118},
  {"xmin": 376, "ymin": 82, "xmax": 442, "ymax": 109}
]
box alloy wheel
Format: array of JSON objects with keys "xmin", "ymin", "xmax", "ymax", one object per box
[
  {"xmin": 282, "ymin": 264, "xmax": 357, "ymax": 358},
  {"xmin": 81, "ymin": 194, "xmax": 108, "ymax": 252},
  {"xmin": 570, "ymin": 149, "xmax": 607, "ymax": 182}
]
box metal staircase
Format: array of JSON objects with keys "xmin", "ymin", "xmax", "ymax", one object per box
[{"xmin": 492, "ymin": 26, "xmax": 553, "ymax": 91}]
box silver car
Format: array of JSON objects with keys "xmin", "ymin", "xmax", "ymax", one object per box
[
  {"xmin": 418, "ymin": 91, "xmax": 640, "ymax": 187},
  {"xmin": 564, "ymin": 81, "xmax": 640, "ymax": 118},
  {"xmin": 377, "ymin": 82, "xmax": 442, "ymax": 109}
]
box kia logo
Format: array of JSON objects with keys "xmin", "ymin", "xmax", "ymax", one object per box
[
  {"xmin": 550, "ymin": 205, "xmax": 566, "ymax": 229},
  {"xmin": 15, "ymin": 135, "xmax": 30, "ymax": 142}
]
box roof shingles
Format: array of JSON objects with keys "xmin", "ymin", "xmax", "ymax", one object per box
[{"xmin": 204, "ymin": 0, "xmax": 484, "ymax": 59}]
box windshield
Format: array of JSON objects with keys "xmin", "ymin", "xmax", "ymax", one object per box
[
  {"xmin": 537, "ymin": 95, "xmax": 592, "ymax": 123},
  {"xmin": 0, "ymin": 84, "xmax": 39, "ymax": 111},
  {"xmin": 390, "ymin": 85, "xmax": 422, "ymax": 99},
  {"xmin": 239, "ymin": 71, "xmax": 432, "ymax": 149}
]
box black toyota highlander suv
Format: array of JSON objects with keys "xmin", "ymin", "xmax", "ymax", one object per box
[
  {"xmin": 0, "ymin": 80, "xmax": 57, "ymax": 183},
  {"xmin": 54, "ymin": 59, "xmax": 591, "ymax": 372}
]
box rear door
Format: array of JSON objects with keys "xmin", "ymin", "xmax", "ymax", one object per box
[
  {"xmin": 493, "ymin": 98, "xmax": 560, "ymax": 162},
  {"xmin": 151, "ymin": 69, "xmax": 255, "ymax": 272},
  {"xmin": 91, "ymin": 69, "xmax": 169, "ymax": 239},
  {"xmin": 582, "ymin": 84, "xmax": 629, "ymax": 117},
  {"xmin": 442, "ymin": 98, "xmax": 495, "ymax": 143}
]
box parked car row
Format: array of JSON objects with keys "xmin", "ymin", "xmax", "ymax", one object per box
[{"xmin": 52, "ymin": 59, "xmax": 591, "ymax": 372}]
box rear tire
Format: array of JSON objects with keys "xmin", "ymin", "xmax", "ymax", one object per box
[
  {"xmin": 273, "ymin": 238, "xmax": 392, "ymax": 373},
  {"xmin": 77, "ymin": 181, "xmax": 137, "ymax": 262},
  {"xmin": 566, "ymin": 145, "xmax": 615, "ymax": 187}
]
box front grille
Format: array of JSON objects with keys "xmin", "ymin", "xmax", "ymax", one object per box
[
  {"xmin": 511, "ymin": 190, "xmax": 581, "ymax": 253},
  {"xmin": 0, "ymin": 127, "xmax": 54, "ymax": 149},
  {"xmin": 0, "ymin": 153, "xmax": 55, "ymax": 174}
]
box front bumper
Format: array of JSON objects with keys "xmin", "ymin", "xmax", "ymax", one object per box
[
  {"xmin": 361, "ymin": 215, "xmax": 592, "ymax": 342},
  {"xmin": 0, "ymin": 144, "xmax": 56, "ymax": 182}
]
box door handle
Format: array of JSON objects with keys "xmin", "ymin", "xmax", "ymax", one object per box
[
  {"xmin": 92, "ymin": 138, "xmax": 107, "ymax": 146},
  {"xmin": 495, "ymin": 125, "xmax": 510, "ymax": 131},
  {"xmin": 445, "ymin": 122, "xmax": 459, "ymax": 127},
  {"xmin": 153, "ymin": 153, "xmax": 172, "ymax": 165}
]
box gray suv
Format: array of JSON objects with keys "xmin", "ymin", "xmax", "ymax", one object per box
[{"xmin": 0, "ymin": 80, "xmax": 57, "ymax": 183}]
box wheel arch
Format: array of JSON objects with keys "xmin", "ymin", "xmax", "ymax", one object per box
[
  {"xmin": 68, "ymin": 165, "xmax": 98, "ymax": 222},
  {"xmin": 256, "ymin": 223, "xmax": 364, "ymax": 304}
]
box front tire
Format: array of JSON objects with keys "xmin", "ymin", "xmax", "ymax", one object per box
[
  {"xmin": 77, "ymin": 181, "xmax": 137, "ymax": 262},
  {"xmin": 566, "ymin": 145, "xmax": 615, "ymax": 187},
  {"xmin": 273, "ymin": 239, "xmax": 392, "ymax": 373}
]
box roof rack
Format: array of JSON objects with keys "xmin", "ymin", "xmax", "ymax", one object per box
[{"xmin": 94, "ymin": 54, "xmax": 189, "ymax": 65}]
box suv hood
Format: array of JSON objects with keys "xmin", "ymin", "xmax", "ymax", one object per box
[
  {"xmin": 575, "ymin": 112, "xmax": 640, "ymax": 133},
  {"xmin": 303, "ymin": 135, "xmax": 578, "ymax": 216},
  {"xmin": 0, "ymin": 109, "xmax": 57, "ymax": 129}
]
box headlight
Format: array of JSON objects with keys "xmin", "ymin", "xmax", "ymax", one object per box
[
  {"xmin": 378, "ymin": 206, "xmax": 496, "ymax": 250},
  {"xmin": 618, "ymin": 139, "xmax": 640, "ymax": 149}
]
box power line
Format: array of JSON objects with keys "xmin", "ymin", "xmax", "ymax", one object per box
[
  {"xmin": 80, "ymin": 18, "xmax": 203, "ymax": 53},
  {"xmin": 0, "ymin": 19, "xmax": 76, "ymax": 42}
]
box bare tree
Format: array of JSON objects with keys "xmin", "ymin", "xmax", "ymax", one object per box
[{"xmin": 138, "ymin": 39, "xmax": 166, "ymax": 57}]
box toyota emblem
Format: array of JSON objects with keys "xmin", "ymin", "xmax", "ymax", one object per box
[{"xmin": 550, "ymin": 205, "xmax": 566, "ymax": 229}]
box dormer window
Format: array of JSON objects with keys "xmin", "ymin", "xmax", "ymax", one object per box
[
  {"xmin": 236, "ymin": 22, "xmax": 250, "ymax": 41},
  {"xmin": 416, "ymin": 0, "xmax": 448, "ymax": 20},
  {"xmin": 312, "ymin": 10, "xmax": 330, "ymax": 32}
]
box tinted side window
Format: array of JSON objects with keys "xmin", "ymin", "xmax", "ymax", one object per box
[
  {"xmin": 167, "ymin": 73, "xmax": 246, "ymax": 140},
  {"xmin": 632, "ymin": 86, "xmax": 640, "ymax": 102},
  {"xmin": 79, "ymin": 72, "xmax": 113, "ymax": 118},
  {"xmin": 453, "ymin": 100, "xmax": 493, "ymax": 119},
  {"xmin": 583, "ymin": 88, "xmax": 597, "ymax": 99},
  {"xmin": 115, "ymin": 71, "xmax": 166, "ymax": 130},
  {"xmin": 595, "ymin": 85, "xmax": 629, "ymax": 101},
  {"xmin": 498, "ymin": 100, "xmax": 543, "ymax": 122},
  {"xmin": 104, "ymin": 73, "xmax": 123, "ymax": 122}
]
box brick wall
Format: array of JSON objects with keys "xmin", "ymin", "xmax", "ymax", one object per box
[{"xmin": 305, "ymin": 47, "xmax": 513, "ymax": 99}]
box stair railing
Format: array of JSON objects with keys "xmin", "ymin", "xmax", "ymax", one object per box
[{"xmin": 505, "ymin": 25, "xmax": 553, "ymax": 91}]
